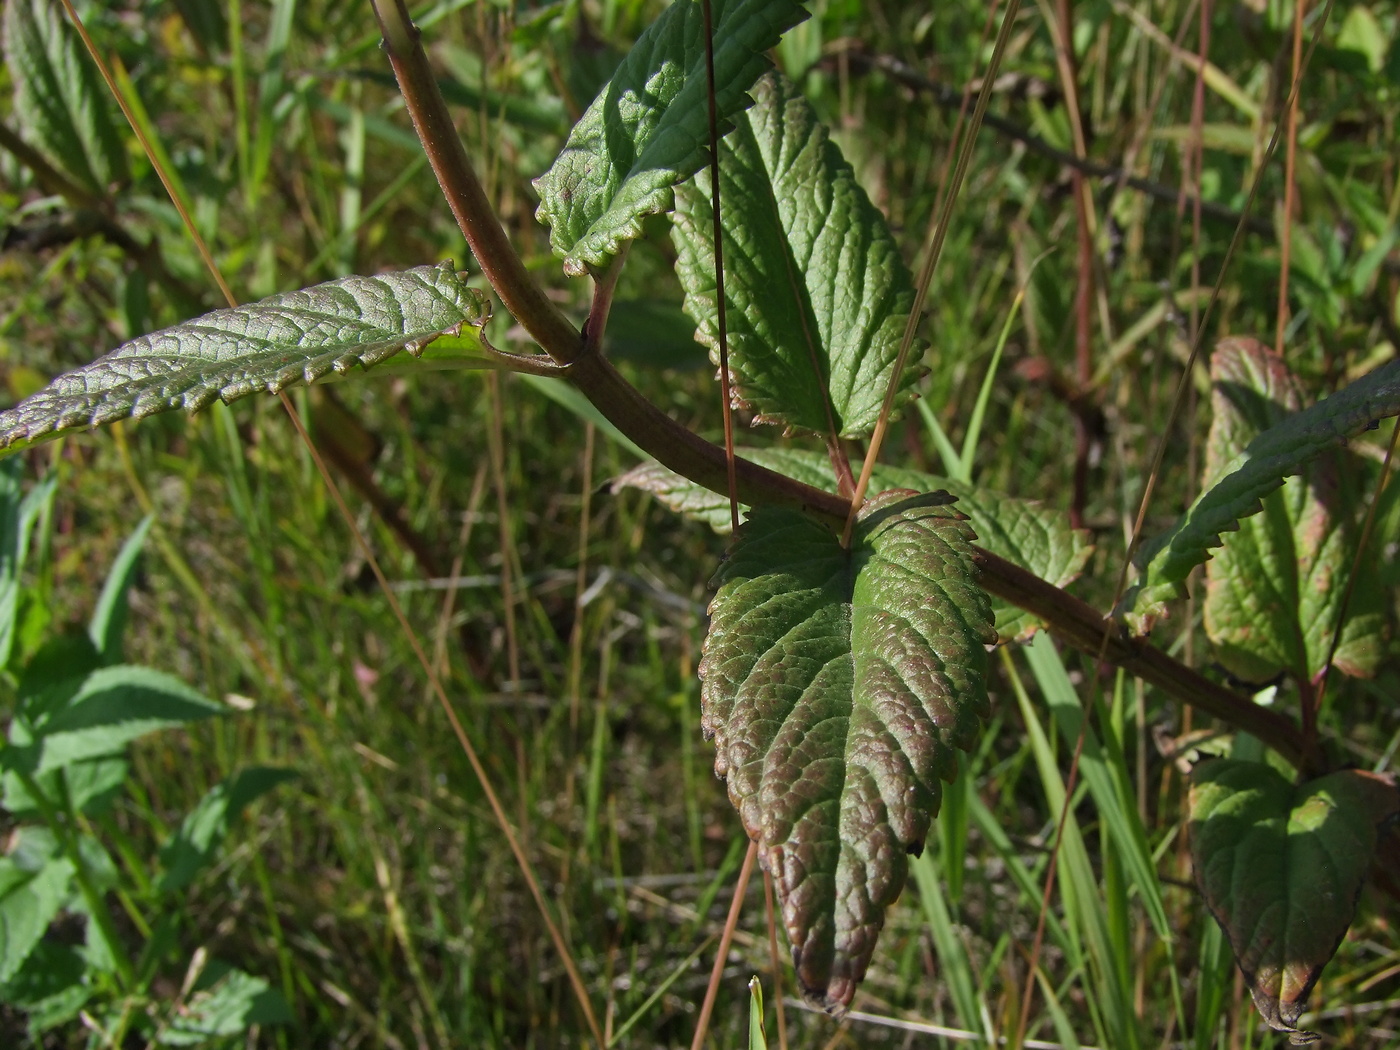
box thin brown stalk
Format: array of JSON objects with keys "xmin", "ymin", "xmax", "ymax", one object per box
[
  {"xmin": 763, "ymin": 868, "xmax": 790, "ymax": 1050},
  {"xmin": 844, "ymin": 0, "xmax": 1022, "ymax": 548},
  {"xmin": 691, "ymin": 839, "xmax": 759, "ymax": 1050}
]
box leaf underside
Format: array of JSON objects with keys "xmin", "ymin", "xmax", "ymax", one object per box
[
  {"xmin": 3, "ymin": 0, "xmax": 129, "ymax": 195},
  {"xmin": 0, "ymin": 263, "xmax": 490, "ymax": 455},
  {"xmin": 533, "ymin": 0, "xmax": 806, "ymax": 276},
  {"xmin": 671, "ymin": 71, "xmax": 920, "ymax": 438},
  {"xmin": 700, "ymin": 490, "xmax": 995, "ymax": 1012},
  {"xmin": 615, "ymin": 447, "xmax": 1091, "ymax": 642},
  {"xmin": 1201, "ymin": 339, "xmax": 1385, "ymax": 683},
  {"xmin": 1190, "ymin": 759, "xmax": 1399, "ymax": 1044},
  {"xmin": 1125, "ymin": 353, "xmax": 1400, "ymax": 632}
]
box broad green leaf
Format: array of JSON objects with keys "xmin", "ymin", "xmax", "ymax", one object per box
[
  {"xmin": 2, "ymin": 0, "xmax": 129, "ymax": 195},
  {"xmin": 159, "ymin": 767, "xmax": 298, "ymax": 893},
  {"xmin": 672, "ymin": 71, "xmax": 920, "ymax": 437},
  {"xmin": 1125, "ymin": 355, "xmax": 1400, "ymax": 631},
  {"xmin": 157, "ymin": 963, "xmax": 293, "ymax": 1044},
  {"xmin": 0, "ymin": 263, "xmax": 491, "ymax": 455},
  {"xmin": 1, "ymin": 756, "xmax": 129, "ymax": 818},
  {"xmin": 616, "ymin": 447, "xmax": 1092, "ymax": 641},
  {"xmin": 1190, "ymin": 760, "xmax": 1399, "ymax": 1043},
  {"xmin": 0, "ymin": 940, "xmax": 90, "ymax": 1035},
  {"xmin": 7, "ymin": 665, "xmax": 224, "ymax": 775},
  {"xmin": 88, "ymin": 515, "xmax": 153, "ymax": 666},
  {"xmin": 700, "ymin": 490, "xmax": 994, "ymax": 1011},
  {"xmin": 0, "ymin": 856, "xmax": 74, "ymax": 984},
  {"xmin": 533, "ymin": 0, "xmax": 806, "ymax": 276},
  {"xmin": 1202, "ymin": 339, "xmax": 1385, "ymax": 683}
]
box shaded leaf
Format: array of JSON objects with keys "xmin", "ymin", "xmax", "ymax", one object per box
[
  {"xmin": 1190, "ymin": 759, "xmax": 1399, "ymax": 1044},
  {"xmin": 3, "ymin": 0, "xmax": 128, "ymax": 194},
  {"xmin": 159, "ymin": 767, "xmax": 298, "ymax": 893},
  {"xmin": 700, "ymin": 490, "xmax": 994, "ymax": 1011},
  {"xmin": 533, "ymin": 0, "xmax": 806, "ymax": 276},
  {"xmin": 616, "ymin": 448, "xmax": 1091, "ymax": 641},
  {"xmin": 672, "ymin": 72, "xmax": 919, "ymax": 437},
  {"xmin": 1124, "ymin": 355, "xmax": 1400, "ymax": 631},
  {"xmin": 0, "ymin": 463, "xmax": 56, "ymax": 671},
  {"xmin": 1202, "ymin": 339, "xmax": 1385, "ymax": 682},
  {"xmin": 158, "ymin": 963, "xmax": 293, "ymax": 1045},
  {"xmin": 0, "ymin": 263, "xmax": 490, "ymax": 455},
  {"xmin": 0, "ymin": 856, "xmax": 74, "ymax": 984}
]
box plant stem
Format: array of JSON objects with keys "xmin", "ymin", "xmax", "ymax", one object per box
[{"xmin": 373, "ymin": 0, "xmax": 1315, "ymax": 772}]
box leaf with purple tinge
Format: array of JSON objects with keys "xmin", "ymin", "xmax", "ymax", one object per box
[
  {"xmin": 1190, "ymin": 759, "xmax": 1399, "ymax": 1044},
  {"xmin": 700, "ymin": 490, "xmax": 994, "ymax": 1012}
]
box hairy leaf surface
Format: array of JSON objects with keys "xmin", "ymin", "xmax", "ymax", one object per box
[
  {"xmin": 1190, "ymin": 759, "xmax": 1399, "ymax": 1043},
  {"xmin": 672, "ymin": 72, "xmax": 920, "ymax": 437},
  {"xmin": 1202, "ymin": 339, "xmax": 1385, "ymax": 682},
  {"xmin": 700, "ymin": 491, "xmax": 994, "ymax": 1011},
  {"xmin": 0, "ymin": 264, "xmax": 489, "ymax": 454},
  {"xmin": 533, "ymin": 0, "xmax": 806, "ymax": 275},
  {"xmin": 1125, "ymin": 355, "xmax": 1400, "ymax": 631},
  {"xmin": 3, "ymin": 0, "xmax": 128, "ymax": 194},
  {"xmin": 616, "ymin": 448, "xmax": 1090, "ymax": 641}
]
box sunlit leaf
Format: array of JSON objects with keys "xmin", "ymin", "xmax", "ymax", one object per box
[
  {"xmin": 1190, "ymin": 759, "xmax": 1399, "ymax": 1044},
  {"xmin": 700, "ymin": 490, "xmax": 994, "ymax": 1011},
  {"xmin": 0, "ymin": 263, "xmax": 491, "ymax": 454},
  {"xmin": 533, "ymin": 0, "xmax": 806, "ymax": 275},
  {"xmin": 672, "ymin": 72, "xmax": 920, "ymax": 437},
  {"xmin": 1202, "ymin": 339, "xmax": 1385, "ymax": 682}
]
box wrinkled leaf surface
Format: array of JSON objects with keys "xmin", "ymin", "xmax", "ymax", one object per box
[
  {"xmin": 700, "ymin": 490, "xmax": 994, "ymax": 1011},
  {"xmin": 534, "ymin": 0, "xmax": 805, "ymax": 275},
  {"xmin": 0, "ymin": 263, "xmax": 489, "ymax": 454},
  {"xmin": 672, "ymin": 71, "xmax": 919, "ymax": 437},
  {"xmin": 1190, "ymin": 759, "xmax": 1399, "ymax": 1043}
]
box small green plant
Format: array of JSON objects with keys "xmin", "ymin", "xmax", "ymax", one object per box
[
  {"xmin": 1, "ymin": 0, "xmax": 1398, "ymax": 1044},
  {"xmin": 0, "ymin": 459, "xmax": 294, "ymax": 1045}
]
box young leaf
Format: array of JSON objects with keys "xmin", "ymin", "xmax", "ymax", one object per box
[
  {"xmin": 1124, "ymin": 355, "xmax": 1400, "ymax": 631},
  {"xmin": 616, "ymin": 448, "xmax": 1092, "ymax": 641},
  {"xmin": 156, "ymin": 963, "xmax": 293, "ymax": 1045},
  {"xmin": 533, "ymin": 0, "xmax": 806, "ymax": 276},
  {"xmin": 1190, "ymin": 760, "xmax": 1399, "ymax": 1044},
  {"xmin": 1202, "ymin": 339, "xmax": 1385, "ymax": 682},
  {"xmin": 700, "ymin": 490, "xmax": 995, "ymax": 1011},
  {"xmin": 2, "ymin": 0, "xmax": 129, "ymax": 195},
  {"xmin": 8, "ymin": 665, "xmax": 225, "ymax": 775},
  {"xmin": 672, "ymin": 71, "xmax": 921, "ymax": 437},
  {"xmin": 88, "ymin": 515, "xmax": 153, "ymax": 666},
  {"xmin": 158, "ymin": 767, "xmax": 298, "ymax": 893},
  {"xmin": 0, "ymin": 263, "xmax": 491, "ymax": 455},
  {"xmin": 0, "ymin": 463, "xmax": 56, "ymax": 671},
  {"xmin": 0, "ymin": 856, "xmax": 74, "ymax": 984}
]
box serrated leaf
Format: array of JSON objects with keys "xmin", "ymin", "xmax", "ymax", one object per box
[
  {"xmin": 533, "ymin": 0, "xmax": 806, "ymax": 276},
  {"xmin": 672, "ymin": 72, "xmax": 919, "ymax": 437},
  {"xmin": 1125, "ymin": 354, "xmax": 1400, "ymax": 631},
  {"xmin": 0, "ymin": 263, "xmax": 490, "ymax": 455},
  {"xmin": 157, "ymin": 963, "xmax": 293, "ymax": 1044},
  {"xmin": 159, "ymin": 767, "xmax": 298, "ymax": 893},
  {"xmin": 1202, "ymin": 339, "xmax": 1386, "ymax": 683},
  {"xmin": 700, "ymin": 490, "xmax": 995, "ymax": 1011},
  {"xmin": 3, "ymin": 0, "xmax": 129, "ymax": 195},
  {"xmin": 616, "ymin": 448, "xmax": 1091, "ymax": 641},
  {"xmin": 6, "ymin": 665, "xmax": 225, "ymax": 775},
  {"xmin": 1190, "ymin": 760, "xmax": 1399, "ymax": 1043},
  {"xmin": 0, "ymin": 856, "xmax": 74, "ymax": 984}
]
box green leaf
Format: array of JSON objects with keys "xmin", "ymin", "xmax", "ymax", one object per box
[
  {"xmin": 159, "ymin": 767, "xmax": 298, "ymax": 893},
  {"xmin": 1, "ymin": 756, "xmax": 129, "ymax": 818},
  {"xmin": 1125, "ymin": 354, "xmax": 1400, "ymax": 632},
  {"xmin": 0, "ymin": 940, "xmax": 90, "ymax": 1035},
  {"xmin": 0, "ymin": 263, "xmax": 491, "ymax": 455},
  {"xmin": 1201, "ymin": 339, "xmax": 1385, "ymax": 683},
  {"xmin": 616, "ymin": 447, "xmax": 1092, "ymax": 641},
  {"xmin": 672, "ymin": 71, "xmax": 920, "ymax": 438},
  {"xmin": 157, "ymin": 963, "xmax": 293, "ymax": 1044},
  {"xmin": 88, "ymin": 515, "xmax": 153, "ymax": 666},
  {"xmin": 1190, "ymin": 760, "xmax": 1399, "ymax": 1043},
  {"xmin": 700, "ymin": 490, "xmax": 995, "ymax": 1011},
  {"xmin": 0, "ymin": 463, "xmax": 56, "ymax": 671},
  {"xmin": 8, "ymin": 665, "xmax": 224, "ymax": 775},
  {"xmin": 533, "ymin": 0, "xmax": 806, "ymax": 276},
  {"xmin": 0, "ymin": 856, "xmax": 74, "ymax": 984},
  {"xmin": 2, "ymin": 0, "xmax": 129, "ymax": 195}
]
